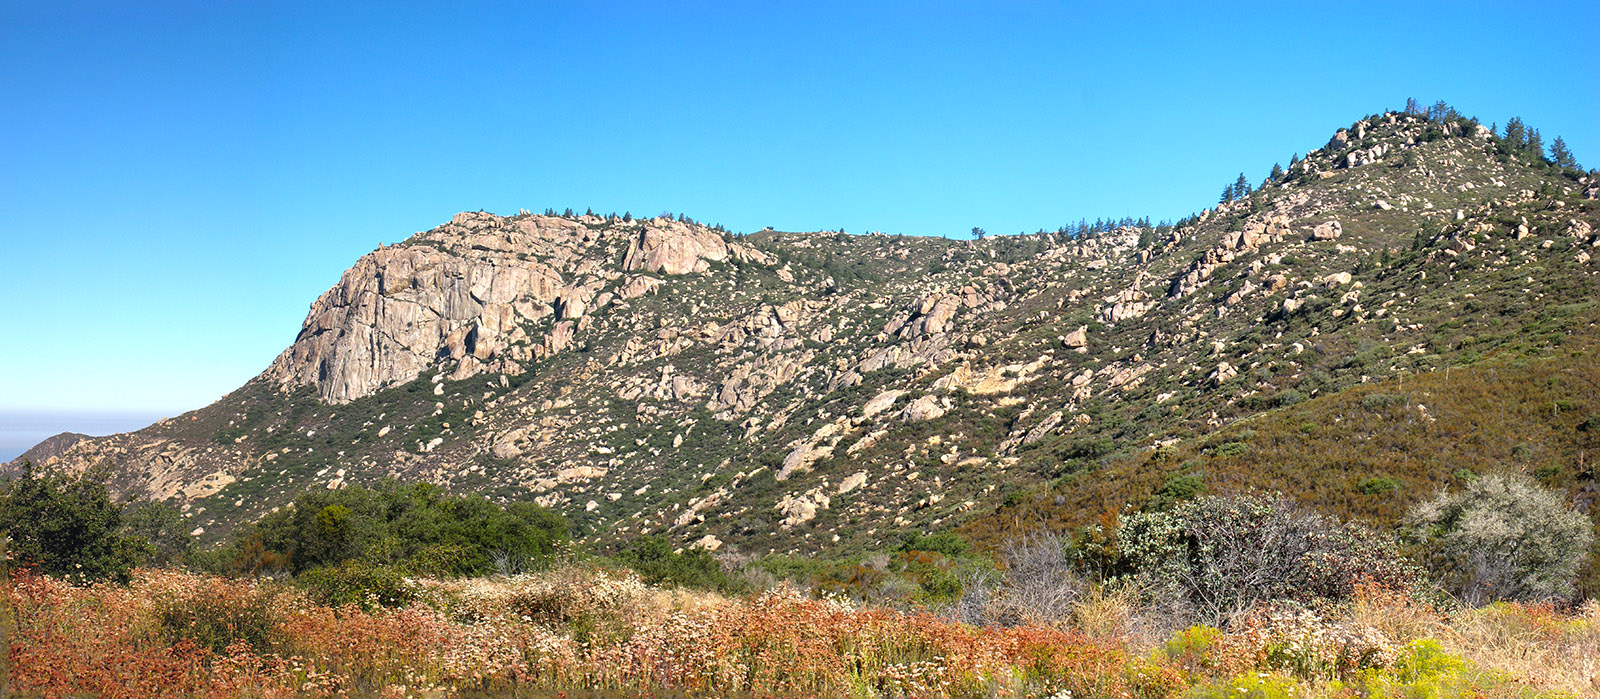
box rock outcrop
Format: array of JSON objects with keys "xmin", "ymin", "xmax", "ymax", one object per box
[{"xmin": 265, "ymin": 213, "xmax": 740, "ymax": 403}]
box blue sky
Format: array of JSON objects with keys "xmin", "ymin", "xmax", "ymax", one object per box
[{"xmin": 1, "ymin": 1, "xmax": 1596, "ymax": 434}]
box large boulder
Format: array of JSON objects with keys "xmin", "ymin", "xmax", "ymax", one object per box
[{"xmin": 1310, "ymin": 220, "xmax": 1343, "ymax": 241}]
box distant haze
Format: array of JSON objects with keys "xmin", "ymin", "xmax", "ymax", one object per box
[{"xmin": 0, "ymin": 410, "xmax": 171, "ymax": 462}]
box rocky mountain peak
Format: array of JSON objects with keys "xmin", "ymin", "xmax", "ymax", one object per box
[{"xmin": 264, "ymin": 212, "xmax": 760, "ymax": 403}]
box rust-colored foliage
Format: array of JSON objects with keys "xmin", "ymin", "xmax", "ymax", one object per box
[{"xmin": 5, "ymin": 566, "xmax": 1592, "ymax": 697}]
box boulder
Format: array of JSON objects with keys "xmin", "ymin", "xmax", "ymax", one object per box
[
  {"xmin": 901, "ymin": 395, "xmax": 947, "ymax": 422},
  {"xmin": 862, "ymin": 390, "xmax": 906, "ymax": 418},
  {"xmin": 1210, "ymin": 362, "xmax": 1238, "ymax": 387},
  {"xmin": 1310, "ymin": 220, "xmax": 1343, "ymax": 241},
  {"xmin": 1062, "ymin": 325, "xmax": 1089, "ymax": 352}
]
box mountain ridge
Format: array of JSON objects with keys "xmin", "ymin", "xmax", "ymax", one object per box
[{"xmin": 12, "ymin": 106, "xmax": 1599, "ymax": 562}]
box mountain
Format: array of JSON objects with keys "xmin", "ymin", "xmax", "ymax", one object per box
[
  {"xmin": 12, "ymin": 108, "xmax": 1599, "ymax": 560},
  {"xmin": 7, "ymin": 432, "xmax": 91, "ymax": 470}
]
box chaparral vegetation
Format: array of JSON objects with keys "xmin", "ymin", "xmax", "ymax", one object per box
[{"xmin": 1, "ymin": 469, "xmax": 1597, "ymax": 697}]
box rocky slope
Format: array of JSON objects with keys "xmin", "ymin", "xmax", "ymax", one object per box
[
  {"xmin": 9, "ymin": 432, "xmax": 90, "ymax": 470},
  {"xmin": 14, "ymin": 109, "xmax": 1600, "ymax": 555}
]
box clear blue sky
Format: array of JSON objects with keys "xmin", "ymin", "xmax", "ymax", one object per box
[{"xmin": 2, "ymin": 1, "xmax": 1596, "ymax": 425}]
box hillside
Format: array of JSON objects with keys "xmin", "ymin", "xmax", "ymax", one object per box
[{"xmin": 13, "ymin": 107, "xmax": 1599, "ymax": 567}]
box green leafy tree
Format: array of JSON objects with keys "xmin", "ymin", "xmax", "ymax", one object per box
[
  {"xmin": 0, "ymin": 463, "xmax": 144, "ymax": 582},
  {"xmin": 121, "ymin": 501, "xmax": 193, "ymax": 567},
  {"xmin": 1405, "ymin": 473, "xmax": 1593, "ymax": 604},
  {"xmin": 1233, "ymin": 172, "xmax": 1251, "ymax": 198}
]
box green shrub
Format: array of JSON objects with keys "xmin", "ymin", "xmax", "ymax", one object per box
[
  {"xmin": 121, "ymin": 501, "xmax": 194, "ymax": 567},
  {"xmin": 1213, "ymin": 441, "xmax": 1249, "ymax": 458},
  {"xmin": 296, "ymin": 560, "xmax": 417, "ymax": 610},
  {"xmin": 1342, "ymin": 639, "xmax": 1470, "ymax": 697},
  {"xmin": 0, "ymin": 463, "xmax": 144, "ymax": 583},
  {"xmin": 1189, "ymin": 672, "xmax": 1300, "ymax": 699},
  {"xmin": 1360, "ymin": 392, "xmax": 1407, "ymax": 410},
  {"xmin": 1149, "ymin": 472, "xmax": 1206, "ymax": 511},
  {"xmin": 899, "ymin": 531, "xmax": 970, "ymax": 557},
  {"xmin": 1273, "ymin": 389, "xmax": 1305, "ymax": 407},
  {"xmin": 1357, "ymin": 477, "xmax": 1401, "ymax": 495},
  {"xmin": 1163, "ymin": 624, "xmax": 1222, "ymax": 673},
  {"xmin": 241, "ymin": 481, "xmax": 568, "ymax": 576},
  {"xmin": 617, "ymin": 535, "xmax": 727, "ymax": 590}
]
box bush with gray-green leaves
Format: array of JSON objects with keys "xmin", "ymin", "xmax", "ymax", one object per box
[
  {"xmin": 1117, "ymin": 494, "xmax": 1418, "ymax": 624},
  {"xmin": 1405, "ymin": 473, "xmax": 1593, "ymax": 605}
]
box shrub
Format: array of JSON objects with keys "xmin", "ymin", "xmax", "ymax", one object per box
[
  {"xmin": 991, "ymin": 531, "xmax": 1085, "ymax": 626},
  {"xmin": 243, "ymin": 481, "xmax": 568, "ymax": 576},
  {"xmin": 1163, "ymin": 624, "xmax": 1222, "ymax": 674},
  {"xmin": 296, "ymin": 560, "xmax": 417, "ymax": 610},
  {"xmin": 1150, "ymin": 472, "xmax": 1206, "ymax": 511},
  {"xmin": 1213, "ymin": 441, "xmax": 1249, "ymax": 458},
  {"xmin": 898, "ymin": 531, "xmax": 970, "ymax": 557},
  {"xmin": 120, "ymin": 501, "xmax": 193, "ymax": 567},
  {"xmin": 1360, "ymin": 392, "xmax": 1408, "ymax": 410},
  {"xmin": 0, "ymin": 463, "xmax": 144, "ymax": 583},
  {"xmin": 155, "ymin": 581, "xmax": 280, "ymax": 653},
  {"xmin": 616, "ymin": 535, "xmax": 727, "ymax": 590},
  {"xmin": 1117, "ymin": 494, "xmax": 1418, "ymax": 624},
  {"xmin": 1357, "ymin": 476, "xmax": 1401, "ymax": 495},
  {"xmin": 1404, "ymin": 472, "xmax": 1594, "ymax": 604}
]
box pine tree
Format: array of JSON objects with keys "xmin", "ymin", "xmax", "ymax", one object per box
[
  {"xmin": 1549, "ymin": 136, "xmax": 1576, "ymax": 169},
  {"xmin": 1234, "ymin": 173, "xmax": 1251, "ymax": 198},
  {"xmin": 1220, "ymin": 183, "xmax": 1235, "ymax": 204},
  {"xmin": 1503, "ymin": 117, "xmax": 1526, "ymax": 150},
  {"xmin": 1270, "ymin": 162, "xmax": 1285, "ymax": 180},
  {"xmin": 1526, "ymin": 129, "xmax": 1543, "ymax": 160}
]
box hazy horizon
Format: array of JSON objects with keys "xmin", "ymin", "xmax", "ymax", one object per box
[{"xmin": 0, "ymin": 409, "xmax": 175, "ymax": 463}]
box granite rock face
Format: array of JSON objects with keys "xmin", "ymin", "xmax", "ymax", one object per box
[{"xmin": 265, "ymin": 213, "xmax": 741, "ymax": 403}]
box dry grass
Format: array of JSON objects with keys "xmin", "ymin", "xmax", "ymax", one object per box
[
  {"xmin": 3, "ymin": 566, "xmax": 1594, "ymax": 697},
  {"xmin": 1444, "ymin": 599, "xmax": 1600, "ymax": 695}
]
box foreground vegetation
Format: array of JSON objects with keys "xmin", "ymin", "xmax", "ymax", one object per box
[
  {"xmin": 1, "ymin": 466, "xmax": 1597, "ymax": 696},
  {"xmin": 5, "ymin": 564, "xmax": 1598, "ymax": 698}
]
